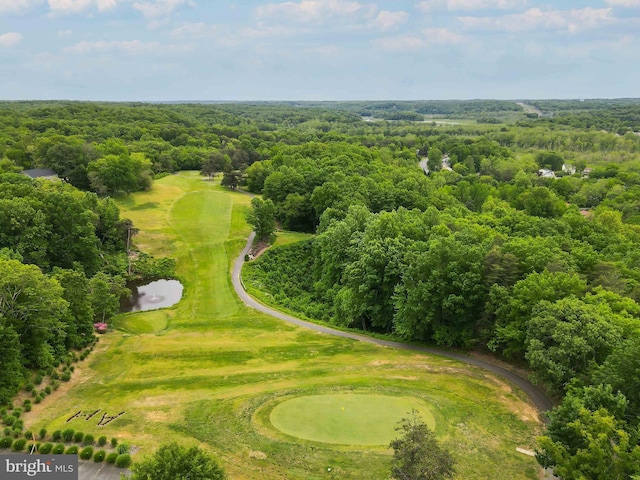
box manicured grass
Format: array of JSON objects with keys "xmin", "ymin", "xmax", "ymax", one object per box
[
  {"xmin": 273, "ymin": 230, "xmax": 314, "ymax": 247},
  {"xmin": 24, "ymin": 172, "xmax": 542, "ymax": 480},
  {"xmin": 269, "ymin": 394, "xmax": 435, "ymax": 445}
]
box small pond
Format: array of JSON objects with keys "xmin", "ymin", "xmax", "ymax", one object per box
[{"xmin": 120, "ymin": 279, "xmax": 183, "ymax": 313}]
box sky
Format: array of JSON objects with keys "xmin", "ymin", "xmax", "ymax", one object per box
[{"xmin": 0, "ymin": 0, "xmax": 638, "ymax": 101}]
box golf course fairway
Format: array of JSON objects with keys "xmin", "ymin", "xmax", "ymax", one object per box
[{"xmin": 24, "ymin": 173, "xmax": 543, "ymax": 480}]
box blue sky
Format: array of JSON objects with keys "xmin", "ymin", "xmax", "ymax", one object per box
[{"xmin": 0, "ymin": 0, "xmax": 638, "ymax": 100}]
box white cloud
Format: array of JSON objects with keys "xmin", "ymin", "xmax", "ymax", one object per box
[
  {"xmin": 415, "ymin": 0, "xmax": 526, "ymax": 13},
  {"xmin": 371, "ymin": 10, "xmax": 408, "ymax": 31},
  {"xmin": 64, "ymin": 39, "xmax": 162, "ymax": 54},
  {"xmin": 256, "ymin": 0, "xmax": 377, "ymax": 23},
  {"xmin": 446, "ymin": 0, "xmax": 526, "ymax": 10},
  {"xmin": 605, "ymin": 0, "xmax": 640, "ymax": 6},
  {"xmin": 132, "ymin": 0, "xmax": 192, "ymax": 18},
  {"xmin": 47, "ymin": 0, "xmax": 118, "ymax": 14},
  {"xmin": 96, "ymin": 0, "xmax": 118, "ymax": 10},
  {"xmin": 373, "ymin": 34, "xmax": 426, "ymax": 51},
  {"xmin": 458, "ymin": 7, "xmax": 615, "ymax": 33},
  {"xmin": 57, "ymin": 29, "xmax": 73, "ymax": 37},
  {"xmin": 423, "ymin": 27, "xmax": 467, "ymax": 44},
  {"xmin": 374, "ymin": 27, "xmax": 467, "ymax": 50},
  {"xmin": 0, "ymin": 32, "xmax": 23, "ymax": 46},
  {"xmin": 0, "ymin": 0, "xmax": 42, "ymax": 14},
  {"xmin": 48, "ymin": 0, "xmax": 92, "ymax": 13}
]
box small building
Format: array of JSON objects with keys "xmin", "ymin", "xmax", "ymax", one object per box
[
  {"xmin": 582, "ymin": 168, "xmax": 593, "ymax": 178},
  {"xmin": 22, "ymin": 168, "xmax": 60, "ymax": 180},
  {"xmin": 562, "ymin": 164, "xmax": 576, "ymax": 175},
  {"xmin": 537, "ymin": 169, "xmax": 556, "ymax": 179}
]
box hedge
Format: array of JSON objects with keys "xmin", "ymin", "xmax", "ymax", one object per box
[
  {"xmin": 114, "ymin": 454, "xmax": 131, "ymax": 468},
  {"xmin": 52, "ymin": 444, "xmax": 65, "ymax": 454},
  {"xmin": 79, "ymin": 447, "xmax": 93, "ymax": 460}
]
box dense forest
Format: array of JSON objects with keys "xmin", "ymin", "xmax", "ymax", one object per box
[{"xmin": 2, "ymin": 100, "xmax": 640, "ymax": 478}]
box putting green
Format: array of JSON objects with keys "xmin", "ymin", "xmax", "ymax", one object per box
[{"xmin": 269, "ymin": 394, "xmax": 436, "ymax": 445}]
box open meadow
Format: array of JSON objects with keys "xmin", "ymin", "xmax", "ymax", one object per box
[{"xmin": 24, "ymin": 172, "xmax": 543, "ymax": 479}]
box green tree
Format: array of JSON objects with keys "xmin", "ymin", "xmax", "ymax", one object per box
[
  {"xmin": 525, "ymin": 297, "xmax": 622, "ymax": 393},
  {"xmin": 246, "ymin": 197, "xmax": 276, "ymax": 241},
  {"xmin": 0, "ymin": 325, "xmax": 24, "ymax": 405},
  {"xmin": 200, "ymin": 151, "xmax": 229, "ymax": 179},
  {"xmin": 537, "ymin": 408, "xmax": 640, "ymax": 480},
  {"xmin": 426, "ymin": 147, "xmax": 443, "ymax": 173},
  {"xmin": 389, "ymin": 410, "xmax": 455, "ymax": 480},
  {"xmin": 130, "ymin": 442, "xmax": 226, "ymax": 480},
  {"xmin": 220, "ymin": 170, "xmax": 240, "ymax": 190},
  {"xmin": 88, "ymin": 273, "xmax": 128, "ymax": 323},
  {"xmin": 0, "ymin": 259, "xmax": 68, "ymax": 368}
]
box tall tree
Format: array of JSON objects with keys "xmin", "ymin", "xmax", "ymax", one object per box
[
  {"xmin": 389, "ymin": 410, "xmax": 455, "ymax": 480},
  {"xmin": 246, "ymin": 197, "xmax": 276, "ymax": 241}
]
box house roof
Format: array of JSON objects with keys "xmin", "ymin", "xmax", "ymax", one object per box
[{"xmin": 22, "ymin": 168, "xmax": 58, "ymax": 179}]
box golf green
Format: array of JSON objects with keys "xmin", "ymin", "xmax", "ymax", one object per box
[{"xmin": 269, "ymin": 394, "xmax": 436, "ymax": 445}]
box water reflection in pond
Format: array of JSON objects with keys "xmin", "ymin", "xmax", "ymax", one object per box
[{"xmin": 121, "ymin": 279, "xmax": 183, "ymax": 312}]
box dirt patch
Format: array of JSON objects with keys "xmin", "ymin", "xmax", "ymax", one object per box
[
  {"xmin": 248, "ymin": 450, "xmax": 267, "ymax": 459},
  {"xmin": 248, "ymin": 239, "xmax": 271, "ymax": 260},
  {"xmin": 144, "ymin": 411, "xmax": 171, "ymax": 422}
]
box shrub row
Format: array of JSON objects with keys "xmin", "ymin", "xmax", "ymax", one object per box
[{"xmin": 0, "ymin": 436, "xmax": 131, "ymax": 468}]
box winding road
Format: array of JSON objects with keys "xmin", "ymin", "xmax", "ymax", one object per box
[{"xmin": 232, "ymin": 232, "xmax": 554, "ymax": 418}]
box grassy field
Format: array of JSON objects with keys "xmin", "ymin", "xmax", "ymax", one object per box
[{"xmin": 24, "ymin": 172, "xmax": 543, "ymax": 479}]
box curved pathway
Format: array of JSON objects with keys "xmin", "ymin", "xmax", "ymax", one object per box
[{"xmin": 232, "ymin": 232, "xmax": 554, "ymax": 417}]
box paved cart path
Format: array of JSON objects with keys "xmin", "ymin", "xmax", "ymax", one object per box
[{"xmin": 232, "ymin": 232, "xmax": 554, "ymax": 417}]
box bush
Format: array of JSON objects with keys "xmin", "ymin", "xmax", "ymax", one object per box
[
  {"xmin": 39, "ymin": 428, "xmax": 47, "ymax": 439},
  {"xmin": 34, "ymin": 396, "xmax": 42, "ymax": 404},
  {"xmin": 52, "ymin": 443, "xmax": 65, "ymax": 454},
  {"xmin": 13, "ymin": 408, "xmax": 22, "ymax": 418},
  {"xmin": 110, "ymin": 437, "xmax": 118, "ymax": 448},
  {"xmin": 12, "ymin": 438, "xmax": 26, "ymax": 451},
  {"xmin": 13, "ymin": 420, "xmax": 23, "ymax": 431},
  {"xmin": 115, "ymin": 454, "xmax": 131, "ymax": 468},
  {"xmin": 26, "ymin": 443, "xmax": 37, "ymax": 453},
  {"xmin": 34, "ymin": 375, "xmax": 43, "ymax": 385},
  {"xmin": 98, "ymin": 436, "xmax": 107, "ymax": 446},
  {"xmin": 2, "ymin": 427, "xmax": 11, "ymax": 437},
  {"xmin": 116, "ymin": 443, "xmax": 129, "ymax": 455},
  {"xmin": 51, "ymin": 380, "xmax": 60, "ymax": 391},
  {"xmin": 93, "ymin": 450, "xmax": 106, "ymax": 462},
  {"xmin": 52, "ymin": 430, "xmax": 62, "ymax": 441},
  {"xmin": 3, "ymin": 415, "xmax": 16, "ymax": 426},
  {"xmin": 39, "ymin": 443, "xmax": 53, "ymax": 454},
  {"xmin": 0, "ymin": 436, "xmax": 13, "ymax": 448},
  {"xmin": 23, "ymin": 403, "xmax": 31, "ymax": 412},
  {"xmin": 50, "ymin": 371, "xmax": 59, "ymax": 380},
  {"xmin": 24, "ymin": 382, "xmax": 34, "ymax": 392},
  {"xmin": 31, "ymin": 389, "xmax": 37, "ymax": 397},
  {"xmin": 83, "ymin": 434, "xmax": 94, "ymax": 446},
  {"xmin": 62, "ymin": 428, "xmax": 75, "ymax": 442},
  {"xmin": 23, "ymin": 430, "xmax": 33, "ymax": 440},
  {"xmin": 80, "ymin": 446, "xmax": 93, "ymax": 460},
  {"xmin": 130, "ymin": 442, "xmax": 226, "ymax": 480},
  {"xmin": 65, "ymin": 445, "xmax": 78, "ymax": 455},
  {"xmin": 61, "ymin": 371, "xmax": 71, "ymax": 382},
  {"xmin": 44, "ymin": 386, "xmax": 52, "ymax": 394},
  {"xmin": 105, "ymin": 452, "xmax": 118, "ymax": 464},
  {"xmin": 22, "ymin": 399, "xmax": 31, "ymax": 408},
  {"xmin": 73, "ymin": 431, "xmax": 84, "ymax": 443}
]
